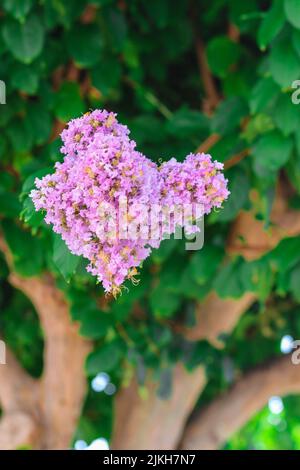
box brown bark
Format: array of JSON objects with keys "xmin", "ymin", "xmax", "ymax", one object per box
[
  {"xmin": 0, "ymin": 346, "xmax": 40, "ymax": 449},
  {"xmin": 184, "ymin": 292, "xmax": 256, "ymax": 346},
  {"xmin": 113, "ymin": 365, "xmax": 206, "ymax": 450},
  {"xmin": 0, "ymin": 236, "xmax": 91, "ymax": 449},
  {"xmin": 180, "ymin": 355, "xmax": 300, "ymax": 450}
]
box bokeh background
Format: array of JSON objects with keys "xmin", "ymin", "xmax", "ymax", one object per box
[{"xmin": 1, "ymin": 0, "xmax": 300, "ymax": 450}]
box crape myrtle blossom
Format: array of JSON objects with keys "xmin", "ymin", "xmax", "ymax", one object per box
[{"xmin": 30, "ymin": 109, "xmax": 229, "ymax": 296}]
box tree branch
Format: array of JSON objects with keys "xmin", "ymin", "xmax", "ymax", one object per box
[
  {"xmin": 180, "ymin": 355, "xmax": 300, "ymax": 449},
  {"xmin": 9, "ymin": 273, "xmax": 91, "ymax": 449},
  {"xmin": 190, "ymin": 1, "xmax": 220, "ymax": 114},
  {"xmin": 112, "ymin": 365, "xmax": 206, "ymax": 450},
  {"xmin": 0, "ymin": 234, "xmax": 91, "ymax": 449},
  {"xmin": 0, "ymin": 344, "xmax": 38, "ymax": 413},
  {"xmin": 184, "ymin": 292, "xmax": 256, "ymax": 346}
]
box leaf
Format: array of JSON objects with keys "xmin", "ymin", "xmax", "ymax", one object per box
[
  {"xmin": 286, "ymin": 153, "xmax": 300, "ymax": 193},
  {"xmin": 292, "ymin": 29, "xmax": 300, "ymax": 57},
  {"xmin": 11, "ymin": 63, "xmax": 39, "ymax": 94},
  {"xmin": 268, "ymin": 237, "xmax": 300, "ymax": 272},
  {"xmin": 54, "ymin": 82, "xmax": 85, "ymax": 122},
  {"xmin": 258, "ymin": 0, "xmax": 285, "ymax": 50},
  {"xmin": 79, "ymin": 310, "xmax": 112, "ymax": 339},
  {"xmin": 2, "ymin": 220, "xmax": 44, "ymax": 276},
  {"xmin": 213, "ymin": 258, "xmax": 245, "ymax": 299},
  {"xmin": 66, "ymin": 24, "xmax": 103, "ymax": 68},
  {"xmin": 243, "ymin": 114, "xmax": 275, "ymax": 143},
  {"xmin": 284, "ymin": 0, "xmax": 300, "ymax": 29},
  {"xmin": 252, "ymin": 131, "xmax": 293, "ymax": 171},
  {"xmin": 289, "ymin": 263, "xmax": 300, "ymax": 301},
  {"xmin": 206, "ymin": 36, "xmax": 240, "ymax": 78},
  {"xmin": 6, "ymin": 118, "xmax": 33, "ymax": 152},
  {"xmin": 150, "ymin": 285, "xmax": 181, "ymax": 318},
  {"xmin": 217, "ymin": 167, "xmax": 250, "ymax": 222},
  {"xmin": 86, "ymin": 340, "xmax": 123, "ymax": 374},
  {"xmin": 27, "ymin": 102, "xmax": 52, "ymax": 145},
  {"xmin": 188, "ymin": 245, "xmax": 223, "ymax": 285},
  {"xmin": 91, "ymin": 57, "xmax": 121, "ymax": 95},
  {"xmin": 273, "ymin": 93, "xmax": 300, "ymax": 136},
  {"xmin": 269, "ymin": 38, "xmax": 300, "ymax": 88},
  {"xmin": 52, "ymin": 234, "xmax": 80, "ymax": 282},
  {"xmin": 21, "ymin": 168, "xmax": 53, "ymax": 198},
  {"xmin": 20, "ymin": 197, "xmax": 44, "ymax": 228},
  {"xmin": 250, "ymin": 77, "xmax": 279, "ymax": 114},
  {"xmin": 3, "ymin": 0, "xmax": 33, "ymax": 21},
  {"xmin": 166, "ymin": 108, "xmax": 209, "ymax": 138},
  {"xmin": 0, "ymin": 190, "xmax": 21, "ymax": 218},
  {"xmin": 240, "ymin": 259, "xmax": 273, "ymax": 301},
  {"xmin": 2, "ymin": 14, "xmax": 44, "ymax": 64},
  {"xmin": 211, "ymin": 97, "xmax": 248, "ymax": 135}
]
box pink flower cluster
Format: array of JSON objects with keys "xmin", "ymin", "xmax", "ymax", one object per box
[{"xmin": 30, "ymin": 110, "xmax": 229, "ymax": 295}]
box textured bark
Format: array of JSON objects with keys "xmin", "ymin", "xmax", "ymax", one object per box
[
  {"xmin": 228, "ymin": 185, "xmax": 300, "ymax": 261},
  {"xmin": 184, "ymin": 292, "xmax": 256, "ymax": 346},
  {"xmin": 0, "ymin": 236, "xmax": 91, "ymax": 449},
  {"xmin": 112, "ymin": 365, "xmax": 206, "ymax": 450},
  {"xmin": 180, "ymin": 355, "xmax": 300, "ymax": 450},
  {"xmin": 0, "ymin": 346, "xmax": 40, "ymax": 449}
]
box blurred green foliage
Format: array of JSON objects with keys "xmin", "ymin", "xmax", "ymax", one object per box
[{"xmin": 0, "ymin": 0, "xmax": 300, "ymax": 449}]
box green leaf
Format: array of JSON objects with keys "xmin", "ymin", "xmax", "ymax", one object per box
[
  {"xmin": 214, "ymin": 258, "xmax": 245, "ymax": 299},
  {"xmin": 2, "ymin": 220, "xmax": 44, "ymax": 276},
  {"xmin": 151, "ymin": 238, "xmax": 178, "ymax": 264},
  {"xmin": 250, "ymin": 77, "xmax": 279, "ymax": 115},
  {"xmin": 273, "ymin": 93, "xmax": 300, "ymax": 136},
  {"xmin": 269, "ymin": 237, "xmax": 300, "ymax": 272},
  {"xmin": 6, "ymin": 118, "xmax": 33, "ymax": 152},
  {"xmin": 0, "ymin": 190, "xmax": 21, "ymax": 218},
  {"xmin": 79, "ymin": 311, "xmax": 112, "ymax": 339},
  {"xmin": 3, "ymin": 0, "xmax": 33, "ymax": 21},
  {"xmin": 289, "ymin": 263, "xmax": 300, "ymax": 301},
  {"xmin": 20, "ymin": 196, "xmax": 44, "ymax": 228},
  {"xmin": 269, "ymin": 38, "xmax": 300, "ymax": 88},
  {"xmin": 52, "ymin": 234, "xmax": 80, "ymax": 282},
  {"xmin": 240, "ymin": 259, "xmax": 273, "ymax": 301},
  {"xmin": 91, "ymin": 57, "xmax": 121, "ymax": 95},
  {"xmin": 27, "ymin": 102, "xmax": 52, "ymax": 145},
  {"xmin": 54, "ymin": 82, "xmax": 85, "ymax": 122},
  {"xmin": 286, "ymin": 152, "xmax": 300, "ymax": 193},
  {"xmin": 2, "ymin": 14, "xmax": 44, "ymax": 64},
  {"xmin": 252, "ymin": 131, "xmax": 293, "ymax": 171},
  {"xmin": 217, "ymin": 167, "xmax": 250, "ymax": 222},
  {"xmin": 258, "ymin": 0, "xmax": 285, "ymax": 50},
  {"xmin": 86, "ymin": 340, "xmax": 123, "ymax": 374},
  {"xmin": 166, "ymin": 108, "xmax": 209, "ymax": 138},
  {"xmin": 150, "ymin": 285, "xmax": 181, "ymax": 318},
  {"xmin": 102, "ymin": 7, "xmax": 127, "ymax": 52},
  {"xmin": 67, "ymin": 24, "xmax": 103, "ymax": 68},
  {"xmin": 243, "ymin": 114, "xmax": 275, "ymax": 143},
  {"xmin": 211, "ymin": 97, "xmax": 248, "ymax": 135},
  {"xmin": 206, "ymin": 36, "xmax": 240, "ymax": 78},
  {"xmin": 11, "ymin": 63, "xmax": 39, "ymax": 94},
  {"xmin": 188, "ymin": 245, "xmax": 223, "ymax": 285},
  {"xmin": 21, "ymin": 167, "xmax": 53, "ymax": 198},
  {"xmin": 292, "ymin": 29, "xmax": 300, "ymax": 57},
  {"xmin": 284, "ymin": 0, "xmax": 300, "ymax": 29}
]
